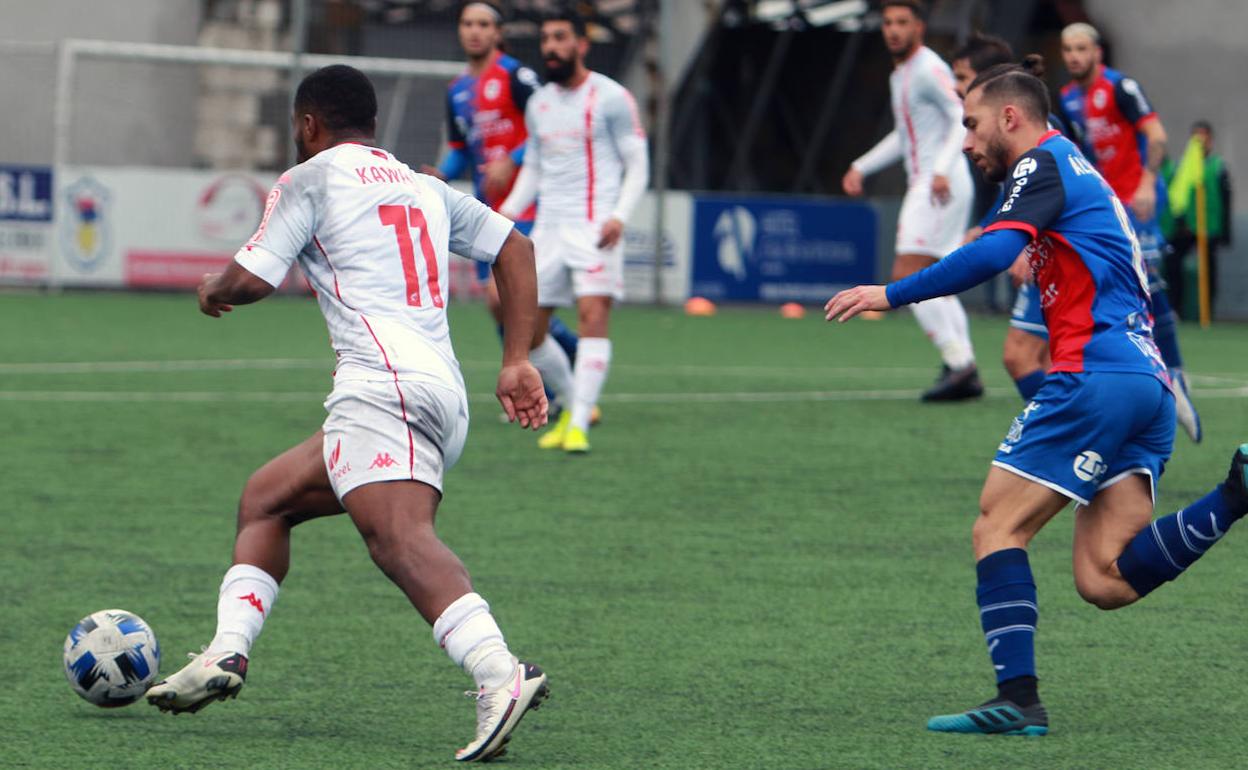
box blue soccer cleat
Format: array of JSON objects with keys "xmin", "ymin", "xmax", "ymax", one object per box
[{"xmin": 927, "ymin": 698, "xmax": 1048, "ymax": 736}]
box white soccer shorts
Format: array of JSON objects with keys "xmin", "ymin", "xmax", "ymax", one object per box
[
  {"xmin": 895, "ymin": 170, "xmax": 973, "ymax": 259},
  {"xmin": 321, "ymin": 378, "xmax": 468, "ymax": 500},
  {"xmin": 531, "ymin": 221, "xmax": 625, "ymax": 307}
]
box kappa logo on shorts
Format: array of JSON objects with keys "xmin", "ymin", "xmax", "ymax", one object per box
[
  {"xmin": 1073, "ymin": 450, "xmax": 1108, "ymax": 483},
  {"xmin": 369, "ymin": 452, "xmax": 399, "ymax": 469}
]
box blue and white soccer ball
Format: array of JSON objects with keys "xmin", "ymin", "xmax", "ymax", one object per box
[{"xmin": 62, "ymin": 609, "xmax": 160, "ymax": 707}]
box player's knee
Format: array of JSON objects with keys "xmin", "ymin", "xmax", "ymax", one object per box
[
  {"xmin": 237, "ymin": 474, "xmax": 283, "ymax": 526},
  {"xmin": 1002, "ymin": 342, "xmax": 1027, "ymax": 379},
  {"xmin": 1074, "ymin": 574, "xmax": 1132, "ymax": 611}
]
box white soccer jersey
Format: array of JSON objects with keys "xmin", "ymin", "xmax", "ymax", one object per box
[
  {"xmin": 502, "ymin": 71, "xmax": 649, "ymax": 225},
  {"xmin": 853, "ymin": 45, "xmax": 966, "ymax": 183},
  {"xmin": 234, "ymin": 142, "xmax": 514, "ymax": 390}
]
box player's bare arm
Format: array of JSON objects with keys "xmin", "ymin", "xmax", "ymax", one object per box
[
  {"xmin": 1131, "ymin": 119, "xmax": 1167, "ymax": 221},
  {"xmin": 197, "ymin": 262, "xmax": 275, "ymax": 318},
  {"xmin": 491, "ymin": 228, "xmax": 548, "ymax": 429}
]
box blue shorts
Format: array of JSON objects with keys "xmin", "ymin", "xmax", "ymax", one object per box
[
  {"xmin": 476, "ymin": 220, "xmax": 534, "ymax": 282},
  {"xmin": 993, "ymin": 372, "xmax": 1174, "ymax": 505},
  {"xmin": 1009, "ymin": 282, "xmax": 1048, "ymax": 339}
]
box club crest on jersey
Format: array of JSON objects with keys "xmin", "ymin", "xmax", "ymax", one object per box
[
  {"xmin": 59, "ymin": 176, "xmax": 112, "ymax": 272},
  {"xmin": 483, "ymin": 78, "xmax": 502, "ymax": 101},
  {"xmin": 1093, "ymin": 89, "xmax": 1108, "ymax": 109}
]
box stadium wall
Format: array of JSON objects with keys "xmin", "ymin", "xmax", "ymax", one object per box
[{"xmin": 0, "ymin": 0, "xmax": 201, "ymax": 168}]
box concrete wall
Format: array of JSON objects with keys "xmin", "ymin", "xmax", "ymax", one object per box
[
  {"xmin": 0, "ymin": 0, "xmax": 201, "ymax": 167},
  {"xmin": 1086, "ymin": 0, "xmax": 1248, "ymax": 319}
]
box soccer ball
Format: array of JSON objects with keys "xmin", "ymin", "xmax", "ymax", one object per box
[{"xmin": 63, "ymin": 609, "xmax": 160, "ymax": 707}]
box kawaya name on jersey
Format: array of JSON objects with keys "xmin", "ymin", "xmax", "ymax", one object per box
[
  {"xmin": 983, "ymin": 130, "xmax": 1167, "ymax": 381},
  {"xmin": 1059, "ymin": 65, "xmax": 1157, "ymax": 203},
  {"xmin": 236, "ymin": 142, "xmax": 515, "ymax": 390}
]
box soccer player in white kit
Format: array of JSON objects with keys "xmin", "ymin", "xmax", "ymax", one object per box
[
  {"xmin": 145, "ymin": 66, "xmax": 548, "ymax": 763},
  {"xmin": 499, "ymin": 10, "xmax": 649, "ymax": 453},
  {"xmin": 841, "ymin": 0, "xmax": 981, "ymax": 401}
]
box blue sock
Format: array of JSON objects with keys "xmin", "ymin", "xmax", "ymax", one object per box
[
  {"xmin": 1150, "ymin": 288, "xmax": 1183, "ymax": 369},
  {"xmin": 1013, "ymin": 370, "xmax": 1045, "ymax": 401},
  {"xmin": 1117, "ymin": 484, "xmax": 1248, "ymax": 597},
  {"xmin": 977, "ymin": 548, "xmax": 1037, "ymax": 684},
  {"xmin": 547, "ymin": 316, "xmax": 579, "ymax": 365}
]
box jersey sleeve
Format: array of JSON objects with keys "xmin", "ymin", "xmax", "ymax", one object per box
[
  {"xmin": 434, "ymin": 176, "xmax": 515, "ymax": 263},
  {"xmin": 922, "ymin": 62, "xmax": 967, "ymax": 177},
  {"xmin": 446, "ymin": 86, "xmax": 467, "ymax": 150},
  {"xmin": 233, "ymin": 164, "xmax": 320, "ymax": 287},
  {"xmin": 982, "ymin": 149, "xmax": 1066, "ymax": 239},
  {"xmin": 509, "ymin": 64, "xmax": 540, "ymax": 114},
  {"xmin": 1114, "ymin": 76, "xmax": 1157, "ymax": 128},
  {"xmin": 603, "ymin": 85, "xmax": 649, "ymax": 222}
]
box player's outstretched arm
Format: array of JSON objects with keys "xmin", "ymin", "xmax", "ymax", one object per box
[
  {"xmin": 197, "ymin": 262, "xmax": 276, "ymax": 318},
  {"xmin": 825, "ymin": 228, "xmax": 1032, "ymax": 323},
  {"xmin": 491, "ymin": 229, "xmax": 548, "ymax": 430}
]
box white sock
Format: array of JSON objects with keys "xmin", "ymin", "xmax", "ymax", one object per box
[
  {"xmin": 208, "ymin": 563, "xmax": 278, "ymax": 656},
  {"xmin": 912, "ymin": 297, "xmax": 975, "ymax": 370},
  {"xmin": 570, "ymin": 337, "xmax": 611, "ymax": 432},
  {"xmin": 529, "ymin": 335, "xmax": 574, "ymax": 405},
  {"xmin": 432, "ymin": 592, "xmax": 517, "ymax": 690}
]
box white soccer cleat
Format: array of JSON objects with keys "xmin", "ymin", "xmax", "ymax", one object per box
[
  {"xmin": 1172, "ymin": 369, "xmax": 1203, "ymax": 443},
  {"xmin": 455, "ymin": 662, "xmax": 548, "ymax": 762},
  {"xmin": 145, "ymin": 649, "xmax": 248, "ymax": 714}
]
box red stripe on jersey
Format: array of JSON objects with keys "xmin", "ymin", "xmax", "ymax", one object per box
[
  {"xmin": 359, "ymin": 314, "xmax": 417, "ymax": 480},
  {"xmin": 900, "ymin": 59, "xmax": 920, "ymax": 177},
  {"xmin": 1037, "ymin": 231, "xmax": 1096, "ymax": 374},
  {"xmin": 584, "ymin": 85, "xmax": 598, "ymax": 221},
  {"xmin": 1036, "ymin": 129, "xmax": 1061, "ymax": 146},
  {"xmin": 313, "ymin": 236, "xmax": 344, "ymax": 302},
  {"xmin": 985, "ymin": 220, "xmax": 1038, "ymax": 239}
]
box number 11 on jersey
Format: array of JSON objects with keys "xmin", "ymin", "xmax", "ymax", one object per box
[{"xmin": 379, "ymin": 204, "xmax": 443, "ymax": 308}]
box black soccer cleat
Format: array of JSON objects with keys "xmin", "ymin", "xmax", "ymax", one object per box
[
  {"xmin": 1224, "ymin": 444, "xmax": 1248, "ymax": 509},
  {"xmin": 921, "ymin": 364, "xmax": 985, "ymax": 402},
  {"xmin": 927, "ymin": 697, "xmax": 1048, "ymax": 736}
]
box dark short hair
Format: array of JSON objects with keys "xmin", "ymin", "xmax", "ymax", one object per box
[
  {"xmin": 1192, "ymin": 119, "xmax": 1213, "ymax": 135},
  {"xmin": 541, "ymin": 6, "xmax": 587, "ymax": 37},
  {"xmin": 881, "ymin": 0, "xmax": 927, "ymax": 21},
  {"xmin": 967, "ymin": 61, "xmax": 1052, "ymax": 122},
  {"xmin": 294, "ymin": 65, "xmax": 377, "ymax": 134},
  {"xmin": 952, "ymin": 33, "xmax": 1013, "ymax": 74}
]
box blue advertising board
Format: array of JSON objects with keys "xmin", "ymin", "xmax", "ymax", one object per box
[
  {"xmin": 690, "ymin": 195, "xmax": 876, "ymax": 303},
  {"xmin": 0, "ymin": 164, "xmax": 53, "ymax": 222}
]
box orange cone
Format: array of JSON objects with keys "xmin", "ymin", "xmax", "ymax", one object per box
[
  {"xmin": 684, "ymin": 296, "xmax": 717, "ymax": 316},
  {"xmin": 779, "ymin": 302, "xmax": 805, "ymax": 319}
]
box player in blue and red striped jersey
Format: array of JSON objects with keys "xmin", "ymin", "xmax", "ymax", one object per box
[
  {"xmin": 427, "ymin": 1, "xmax": 580, "ymax": 387},
  {"xmin": 826, "ymin": 62, "xmax": 1248, "ymax": 736},
  {"xmin": 1057, "ymin": 22, "xmax": 1201, "ymax": 443}
]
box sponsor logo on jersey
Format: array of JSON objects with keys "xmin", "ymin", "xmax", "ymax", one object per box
[
  {"xmin": 1073, "ymin": 450, "xmax": 1107, "ymax": 482},
  {"xmin": 1013, "ymin": 157, "xmax": 1038, "ymax": 178}
]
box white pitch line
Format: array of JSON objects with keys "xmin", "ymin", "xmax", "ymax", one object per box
[
  {"xmin": 0, "ymin": 386, "xmax": 1244, "ymax": 405},
  {"xmin": 0, "ymin": 357, "xmax": 940, "ymax": 378}
]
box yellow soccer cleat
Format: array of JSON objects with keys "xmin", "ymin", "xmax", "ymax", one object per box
[
  {"xmin": 562, "ymin": 426, "xmax": 590, "ymax": 454},
  {"xmin": 537, "ymin": 410, "xmax": 571, "ymax": 449}
]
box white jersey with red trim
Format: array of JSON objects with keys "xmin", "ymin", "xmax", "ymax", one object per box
[
  {"xmin": 234, "ymin": 142, "xmax": 514, "ymax": 389},
  {"xmin": 853, "ymin": 45, "xmax": 967, "ymax": 184},
  {"xmin": 518, "ymin": 71, "xmax": 648, "ymax": 225}
]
